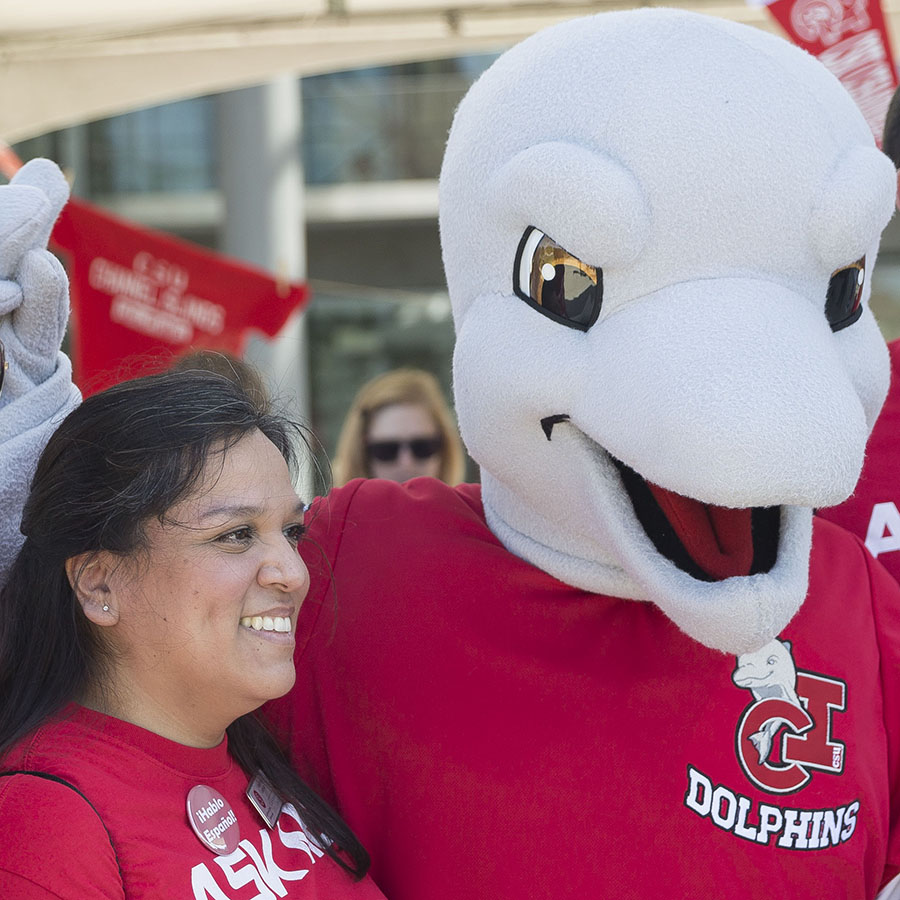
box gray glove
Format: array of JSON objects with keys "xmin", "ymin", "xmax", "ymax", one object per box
[
  {"xmin": 0, "ymin": 158, "xmax": 72, "ymax": 404},
  {"xmin": 0, "ymin": 159, "xmax": 82, "ymax": 586}
]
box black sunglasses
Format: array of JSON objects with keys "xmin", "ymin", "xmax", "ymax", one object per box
[{"xmin": 367, "ymin": 437, "xmax": 443, "ymax": 462}]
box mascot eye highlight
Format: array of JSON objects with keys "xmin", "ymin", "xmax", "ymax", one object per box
[
  {"xmin": 513, "ymin": 227, "xmax": 602, "ymax": 330},
  {"xmin": 825, "ymin": 258, "xmax": 865, "ymax": 332}
]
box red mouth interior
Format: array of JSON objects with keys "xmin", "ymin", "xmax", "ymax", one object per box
[{"xmin": 647, "ymin": 483, "xmax": 754, "ymax": 580}]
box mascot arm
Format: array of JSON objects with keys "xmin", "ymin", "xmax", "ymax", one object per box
[
  {"xmin": 879, "ymin": 874, "xmax": 900, "ymax": 900},
  {"xmin": 0, "ymin": 160, "xmax": 81, "ymax": 587},
  {"xmin": 262, "ymin": 488, "xmax": 362, "ymax": 805}
]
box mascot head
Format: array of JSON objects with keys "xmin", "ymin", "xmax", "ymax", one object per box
[{"xmin": 439, "ymin": 9, "xmax": 895, "ymax": 654}]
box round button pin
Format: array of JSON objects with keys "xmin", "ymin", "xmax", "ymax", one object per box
[{"xmin": 186, "ymin": 785, "xmax": 241, "ymax": 855}]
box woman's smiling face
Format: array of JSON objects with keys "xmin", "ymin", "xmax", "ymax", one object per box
[{"xmin": 97, "ymin": 429, "xmax": 310, "ymax": 746}]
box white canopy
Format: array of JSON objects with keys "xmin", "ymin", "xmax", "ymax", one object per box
[{"xmin": 0, "ymin": 0, "xmax": 794, "ymax": 141}]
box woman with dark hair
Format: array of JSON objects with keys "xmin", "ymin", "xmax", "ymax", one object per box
[{"xmin": 0, "ymin": 369, "xmax": 384, "ymax": 899}]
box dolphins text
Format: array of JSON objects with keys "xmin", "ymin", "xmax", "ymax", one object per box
[{"xmin": 684, "ymin": 766, "xmax": 858, "ymax": 850}]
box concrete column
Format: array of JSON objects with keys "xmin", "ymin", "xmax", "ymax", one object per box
[{"xmin": 218, "ymin": 77, "xmax": 310, "ymax": 425}]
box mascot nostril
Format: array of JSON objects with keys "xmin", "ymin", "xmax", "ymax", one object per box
[{"xmin": 539, "ymin": 413, "xmax": 570, "ymax": 440}]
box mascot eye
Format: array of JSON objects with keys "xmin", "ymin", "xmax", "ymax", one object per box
[
  {"xmin": 513, "ymin": 227, "xmax": 602, "ymax": 330},
  {"xmin": 825, "ymin": 257, "xmax": 865, "ymax": 332}
]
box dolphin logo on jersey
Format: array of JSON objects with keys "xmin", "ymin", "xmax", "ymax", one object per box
[
  {"xmin": 732, "ymin": 640, "xmax": 802, "ymax": 765},
  {"xmin": 732, "ymin": 640, "xmax": 847, "ymax": 793}
]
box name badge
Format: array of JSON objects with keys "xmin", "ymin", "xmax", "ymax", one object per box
[{"xmin": 246, "ymin": 771, "xmax": 284, "ymax": 829}]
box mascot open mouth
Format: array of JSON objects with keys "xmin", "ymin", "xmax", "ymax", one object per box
[
  {"xmin": 541, "ymin": 414, "xmax": 780, "ymax": 582},
  {"xmin": 611, "ymin": 459, "xmax": 780, "ymax": 582}
]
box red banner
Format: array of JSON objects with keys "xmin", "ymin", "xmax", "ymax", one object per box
[
  {"xmin": 51, "ymin": 197, "xmax": 309, "ymax": 395},
  {"xmin": 762, "ymin": 0, "xmax": 897, "ymax": 144}
]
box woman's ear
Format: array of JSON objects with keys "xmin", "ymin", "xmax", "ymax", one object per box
[{"xmin": 65, "ymin": 552, "xmax": 120, "ymax": 626}]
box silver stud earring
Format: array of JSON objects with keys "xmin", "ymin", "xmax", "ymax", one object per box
[{"xmin": 102, "ymin": 604, "xmax": 110, "ymax": 612}]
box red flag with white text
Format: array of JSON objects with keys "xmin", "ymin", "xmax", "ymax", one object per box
[
  {"xmin": 51, "ymin": 197, "xmax": 308, "ymax": 396},
  {"xmin": 760, "ymin": 0, "xmax": 897, "ymax": 144}
]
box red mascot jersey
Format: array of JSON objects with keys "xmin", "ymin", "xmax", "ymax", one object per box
[
  {"xmin": 265, "ymin": 477, "xmax": 900, "ymax": 900},
  {"xmin": 819, "ymin": 339, "xmax": 900, "ymax": 584}
]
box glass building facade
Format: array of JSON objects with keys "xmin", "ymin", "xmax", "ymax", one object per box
[{"xmin": 11, "ymin": 54, "xmax": 900, "ymax": 476}]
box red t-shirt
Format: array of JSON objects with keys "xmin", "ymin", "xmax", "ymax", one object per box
[
  {"xmin": 265, "ymin": 477, "xmax": 900, "ymax": 899},
  {"xmin": 0, "ymin": 705, "xmax": 385, "ymax": 899},
  {"xmin": 819, "ymin": 339, "xmax": 900, "ymax": 583}
]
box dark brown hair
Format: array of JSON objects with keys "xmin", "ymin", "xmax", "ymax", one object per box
[{"xmin": 0, "ymin": 369, "xmax": 369, "ymax": 879}]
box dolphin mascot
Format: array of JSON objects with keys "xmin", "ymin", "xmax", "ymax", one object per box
[{"xmin": 267, "ymin": 10, "xmax": 900, "ymax": 899}]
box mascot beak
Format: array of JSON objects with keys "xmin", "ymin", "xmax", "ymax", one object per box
[{"xmin": 572, "ymin": 277, "xmax": 870, "ymax": 512}]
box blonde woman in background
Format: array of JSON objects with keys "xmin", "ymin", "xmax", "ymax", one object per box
[{"xmin": 333, "ymin": 368, "xmax": 466, "ymax": 487}]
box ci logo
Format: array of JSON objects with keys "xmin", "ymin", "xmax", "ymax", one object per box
[{"xmin": 732, "ymin": 639, "xmax": 846, "ymax": 794}]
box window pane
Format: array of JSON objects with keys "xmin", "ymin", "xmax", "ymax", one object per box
[
  {"xmin": 302, "ymin": 55, "xmax": 497, "ymax": 185},
  {"xmin": 86, "ymin": 97, "xmax": 216, "ymax": 194}
]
